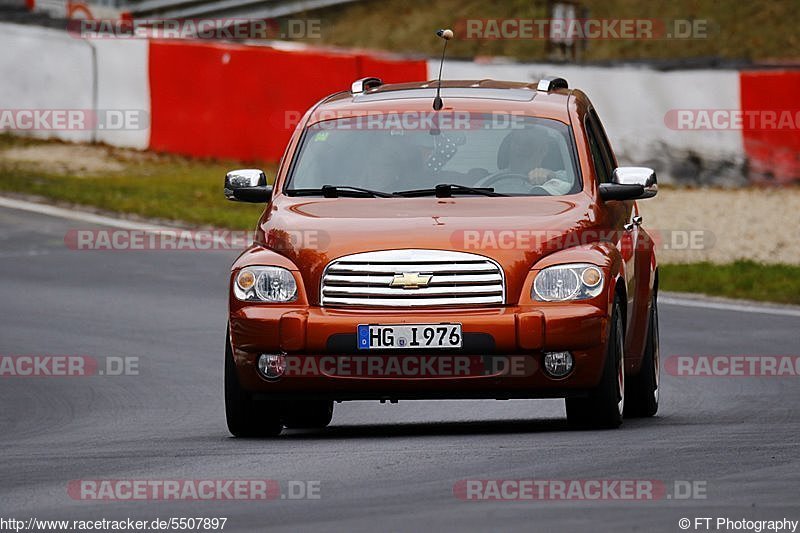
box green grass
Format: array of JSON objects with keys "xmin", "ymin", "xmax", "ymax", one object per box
[
  {"xmin": 290, "ymin": 0, "xmax": 799, "ymax": 63},
  {"xmin": 660, "ymin": 261, "xmax": 800, "ymax": 305},
  {"xmin": 0, "ymin": 135, "xmax": 273, "ymax": 229}
]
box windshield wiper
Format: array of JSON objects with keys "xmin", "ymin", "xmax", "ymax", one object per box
[
  {"xmin": 394, "ymin": 183, "xmax": 507, "ymax": 197},
  {"xmin": 287, "ymin": 185, "xmax": 399, "ymax": 198}
]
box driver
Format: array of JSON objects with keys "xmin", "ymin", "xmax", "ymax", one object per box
[{"xmin": 501, "ymin": 129, "xmax": 573, "ymax": 195}]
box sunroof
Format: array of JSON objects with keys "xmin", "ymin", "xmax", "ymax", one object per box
[{"xmin": 354, "ymin": 87, "xmax": 537, "ymax": 103}]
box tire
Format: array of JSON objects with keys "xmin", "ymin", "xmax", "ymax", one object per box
[
  {"xmin": 282, "ymin": 401, "xmax": 334, "ymax": 429},
  {"xmin": 225, "ymin": 330, "xmax": 283, "ymax": 437},
  {"xmin": 625, "ymin": 294, "xmax": 660, "ymax": 418},
  {"xmin": 566, "ymin": 298, "xmax": 625, "ymax": 429}
]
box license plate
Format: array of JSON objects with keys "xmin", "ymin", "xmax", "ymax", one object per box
[{"xmin": 357, "ymin": 324, "xmax": 463, "ymax": 350}]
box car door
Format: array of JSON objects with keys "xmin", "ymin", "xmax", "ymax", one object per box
[
  {"xmin": 585, "ymin": 109, "xmax": 642, "ymax": 361},
  {"xmin": 593, "ymin": 108, "xmax": 654, "ymax": 367}
]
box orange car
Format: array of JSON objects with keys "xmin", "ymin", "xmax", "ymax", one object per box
[{"xmin": 224, "ymin": 77, "xmax": 659, "ymax": 436}]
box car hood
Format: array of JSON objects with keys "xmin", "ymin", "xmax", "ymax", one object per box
[{"xmin": 257, "ymin": 194, "xmax": 602, "ymax": 304}]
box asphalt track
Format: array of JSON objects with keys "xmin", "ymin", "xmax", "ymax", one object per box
[{"xmin": 1, "ymin": 202, "xmax": 798, "ymax": 532}]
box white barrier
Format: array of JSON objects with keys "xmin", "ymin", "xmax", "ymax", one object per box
[
  {"xmin": 93, "ymin": 39, "xmax": 150, "ymax": 149},
  {"xmin": 0, "ymin": 22, "xmax": 94, "ymax": 143},
  {"xmin": 0, "ymin": 22, "xmax": 150, "ymax": 149},
  {"xmin": 433, "ymin": 60, "xmax": 745, "ymax": 183}
]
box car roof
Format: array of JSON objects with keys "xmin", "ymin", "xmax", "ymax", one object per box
[{"xmin": 307, "ymin": 79, "xmax": 580, "ymax": 125}]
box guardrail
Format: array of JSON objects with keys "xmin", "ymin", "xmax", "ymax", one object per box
[
  {"xmin": 7, "ymin": 0, "xmax": 362, "ymax": 26},
  {"xmin": 126, "ymin": 0, "xmax": 360, "ymax": 18}
]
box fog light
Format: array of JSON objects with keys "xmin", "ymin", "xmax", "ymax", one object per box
[
  {"xmin": 258, "ymin": 353, "xmax": 286, "ymax": 380},
  {"xmin": 543, "ymin": 351, "xmax": 573, "ymax": 378}
]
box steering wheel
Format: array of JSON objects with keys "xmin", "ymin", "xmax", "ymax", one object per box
[
  {"xmin": 473, "ymin": 170, "xmax": 552, "ymax": 196},
  {"xmin": 474, "ymin": 170, "xmax": 552, "ymax": 195},
  {"xmin": 527, "ymin": 185, "xmax": 550, "ymax": 196},
  {"xmin": 473, "ymin": 170, "xmax": 530, "ymax": 189}
]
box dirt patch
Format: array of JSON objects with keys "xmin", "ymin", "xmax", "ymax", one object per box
[
  {"xmin": 638, "ymin": 188, "xmax": 800, "ymax": 265},
  {"xmin": 1, "ymin": 144, "xmax": 133, "ymax": 175}
]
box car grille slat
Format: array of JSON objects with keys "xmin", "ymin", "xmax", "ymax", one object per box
[
  {"xmin": 323, "ymin": 273, "xmax": 502, "ymax": 285},
  {"xmin": 320, "ymin": 250, "xmax": 505, "ymax": 308},
  {"xmin": 322, "ymin": 284, "xmax": 504, "ymax": 297},
  {"xmin": 326, "ymin": 262, "xmax": 498, "ymax": 274}
]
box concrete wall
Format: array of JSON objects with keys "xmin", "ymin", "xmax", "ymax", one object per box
[
  {"xmin": 0, "ymin": 23, "xmax": 150, "ymax": 148},
  {"xmin": 0, "ymin": 22, "xmax": 95, "ymax": 143},
  {"xmin": 93, "ymin": 39, "xmax": 151, "ymax": 149}
]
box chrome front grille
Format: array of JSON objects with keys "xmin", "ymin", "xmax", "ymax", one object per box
[{"xmin": 320, "ymin": 250, "xmax": 505, "ymax": 308}]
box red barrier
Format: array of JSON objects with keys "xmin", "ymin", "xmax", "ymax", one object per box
[
  {"xmin": 149, "ymin": 41, "xmax": 427, "ymax": 162},
  {"xmin": 740, "ymin": 70, "xmax": 800, "ymax": 184},
  {"xmin": 355, "ymin": 53, "xmax": 429, "ymax": 85}
]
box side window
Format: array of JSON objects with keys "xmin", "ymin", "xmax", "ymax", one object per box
[
  {"xmin": 588, "ymin": 109, "xmax": 616, "ymax": 173},
  {"xmin": 585, "ymin": 115, "xmax": 610, "ymax": 184}
]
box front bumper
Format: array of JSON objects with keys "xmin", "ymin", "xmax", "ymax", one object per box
[{"xmin": 229, "ymin": 303, "xmax": 609, "ymax": 400}]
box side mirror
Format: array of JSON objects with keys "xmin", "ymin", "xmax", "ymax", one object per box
[
  {"xmin": 224, "ymin": 169, "xmax": 272, "ymax": 203},
  {"xmin": 599, "ymin": 167, "xmax": 658, "ymax": 201}
]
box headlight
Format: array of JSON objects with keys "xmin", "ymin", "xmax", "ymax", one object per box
[
  {"xmin": 532, "ymin": 263, "xmax": 604, "ymax": 302},
  {"xmin": 234, "ymin": 266, "xmax": 297, "ymax": 302}
]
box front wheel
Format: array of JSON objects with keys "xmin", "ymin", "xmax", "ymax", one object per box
[
  {"xmin": 566, "ymin": 298, "xmax": 625, "ymax": 429},
  {"xmin": 225, "ymin": 330, "xmax": 283, "ymax": 437}
]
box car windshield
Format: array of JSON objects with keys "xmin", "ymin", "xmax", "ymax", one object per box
[{"xmin": 285, "ymin": 113, "xmax": 580, "ymax": 196}]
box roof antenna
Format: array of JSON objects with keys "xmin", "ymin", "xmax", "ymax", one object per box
[{"xmin": 433, "ymin": 28, "xmax": 453, "ymax": 111}]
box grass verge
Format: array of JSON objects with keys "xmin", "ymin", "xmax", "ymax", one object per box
[
  {"xmin": 0, "ymin": 134, "xmax": 273, "ymax": 229},
  {"xmin": 660, "ymin": 261, "xmax": 800, "ymax": 305}
]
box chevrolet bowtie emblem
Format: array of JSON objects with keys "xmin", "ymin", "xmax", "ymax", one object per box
[{"xmin": 390, "ymin": 272, "xmax": 433, "ymax": 289}]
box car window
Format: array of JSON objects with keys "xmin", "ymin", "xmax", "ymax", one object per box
[
  {"xmin": 285, "ymin": 114, "xmax": 581, "ymax": 196},
  {"xmin": 588, "ymin": 109, "xmax": 616, "ymax": 174},
  {"xmin": 585, "ymin": 115, "xmax": 611, "ymax": 184}
]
